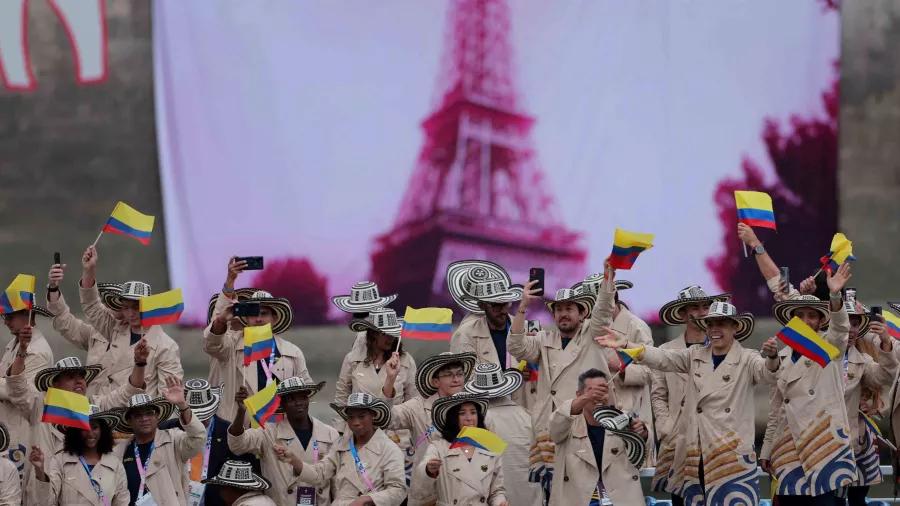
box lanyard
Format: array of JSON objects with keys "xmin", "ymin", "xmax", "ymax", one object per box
[
  {"xmin": 348, "ymin": 437, "xmax": 375, "ymax": 492},
  {"xmin": 313, "ymin": 440, "xmax": 319, "ymax": 464},
  {"xmin": 406, "ymin": 425, "xmax": 435, "ymax": 457},
  {"xmin": 133, "ymin": 441, "xmax": 155, "ymax": 498},
  {"xmin": 79, "ymin": 456, "xmax": 111, "ymax": 506},
  {"xmin": 259, "ymin": 343, "xmax": 277, "ymax": 385},
  {"xmin": 187, "ymin": 418, "xmax": 215, "ymax": 480},
  {"xmin": 843, "ymin": 352, "xmax": 850, "ymax": 388}
]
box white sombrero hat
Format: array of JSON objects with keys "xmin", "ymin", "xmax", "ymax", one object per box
[
  {"xmin": 98, "ymin": 281, "xmax": 151, "ymax": 311},
  {"xmin": 846, "ymin": 301, "xmax": 871, "ymax": 337},
  {"xmin": 202, "ymin": 460, "xmax": 271, "ymax": 492},
  {"xmin": 543, "ymin": 288, "xmax": 595, "ymax": 314},
  {"xmin": 330, "ymin": 392, "xmax": 391, "ymax": 428},
  {"xmin": 690, "ymin": 302, "xmax": 755, "ymax": 342},
  {"xmin": 236, "ymin": 291, "xmax": 293, "ymax": 335},
  {"xmin": 183, "ymin": 379, "xmax": 223, "ymax": 423},
  {"xmin": 772, "ymin": 295, "xmax": 831, "ymax": 331},
  {"xmin": 348, "ymin": 308, "xmax": 403, "ymax": 338},
  {"xmin": 0, "ymin": 305, "xmax": 54, "ymax": 319},
  {"xmin": 332, "ymin": 281, "xmax": 398, "ymax": 314},
  {"xmin": 0, "ymin": 422, "xmax": 10, "ymax": 453},
  {"xmin": 591, "ymin": 406, "xmax": 647, "ymax": 468},
  {"xmin": 277, "ymin": 376, "xmax": 326, "ymax": 399},
  {"xmin": 116, "ymin": 394, "xmax": 177, "ymax": 434},
  {"xmin": 446, "ymin": 260, "xmax": 523, "ymax": 314},
  {"xmin": 206, "ymin": 288, "xmax": 258, "ymax": 325},
  {"xmin": 431, "ymin": 392, "xmax": 490, "ymax": 433},
  {"xmin": 463, "ymin": 363, "xmax": 523, "ymax": 399},
  {"xmin": 55, "ymin": 404, "xmax": 122, "ymax": 434},
  {"xmin": 889, "ymin": 302, "xmax": 900, "ymax": 314},
  {"xmin": 34, "ymin": 357, "xmax": 103, "ymax": 392},
  {"xmin": 658, "ymin": 286, "xmax": 731, "ymax": 326},
  {"xmin": 415, "ymin": 352, "xmax": 477, "ymax": 398},
  {"xmin": 575, "ymin": 274, "xmax": 633, "ymax": 297}
]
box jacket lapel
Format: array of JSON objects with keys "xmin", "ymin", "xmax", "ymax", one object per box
[
  {"xmin": 697, "ymin": 342, "xmax": 742, "ymax": 403},
  {"xmin": 60, "ymin": 453, "xmax": 102, "ymax": 504},
  {"xmin": 601, "ymin": 432, "xmax": 623, "ymax": 473},
  {"xmin": 550, "ymin": 331, "xmax": 580, "ymax": 385},
  {"xmin": 445, "ymin": 448, "xmax": 494, "ymax": 492},
  {"xmin": 144, "ymin": 431, "xmax": 171, "ymax": 479}
]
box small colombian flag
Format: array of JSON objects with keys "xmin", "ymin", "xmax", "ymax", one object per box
[
  {"xmin": 42, "ymin": 388, "xmax": 91, "ymax": 431},
  {"xmin": 859, "ymin": 410, "xmax": 896, "ymax": 451},
  {"xmin": 401, "ymin": 307, "xmax": 453, "ymax": 340},
  {"xmin": 609, "ymin": 229, "xmax": 655, "ymax": 270},
  {"xmin": 616, "ymin": 346, "xmax": 646, "ymax": 369},
  {"xmin": 882, "ymin": 311, "xmax": 900, "ymax": 340},
  {"xmin": 450, "ymin": 427, "xmax": 507, "ymax": 454},
  {"xmin": 245, "ymin": 381, "xmax": 280, "ymax": 428},
  {"xmin": 0, "ymin": 274, "xmax": 36, "ymax": 315},
  {"xmin": 516, "ymin": 361, "xmax": 538, "ymax": 382},
  {"xmin": 244, "ymin": 324, "xmax": 276, "ymax": 366},
  {"xmin": 734, "ymin": 191, "xmax": 777, "ymax": 230},
  {"xmin": 819, "ymin": 233, "xmax": 856, "ymax": 272},
  {"xmin": 139, "ymin": 289, "xmax": 184, "ymax": 326},
  {"xmin": 102, "ymin": 202, "xmax": 155, "ymax": 245},
  {"xmin": 776, "ymin": 317, "xmax": 840, "ymax": 367}
]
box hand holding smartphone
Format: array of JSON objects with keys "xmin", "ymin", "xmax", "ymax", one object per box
[
  {"xmin": 235, "ymin": 256, "xmax": 264, "ymax": 270},
  {"xmin": 528, "ymin": 268, "xmax": 545, "ymax": 297},
  {"xmin": 54, "ymin": 252, "xmax": 61, "ymax": 265},
  {"xmin": 779, "ymin": 267, "xmax": 789, "ymax": 294},
  {"xmin": 232, "ymin": 301, "xmax": 261, "ymax": 317}
]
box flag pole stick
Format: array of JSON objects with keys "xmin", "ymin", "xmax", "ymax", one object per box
[
  {"xmin": 742, "ymin": 242, "xmax": 748, "ymax": 258},
  {"xmin": 92, "ymin": 230, "xmax": 103, "ymax": 247},
  {"xmin": 28, "ymin": 291, "xmax": 33, "ymax": 325},
  {"xmin": 395, "ymin": 334, "xmax": 403, "ymax": 353}
]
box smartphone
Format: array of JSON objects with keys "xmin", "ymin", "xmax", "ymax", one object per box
[
  {"xmin": 844, "ymin": 287, "xmax": 857, "ymax": 307},
  {"xmin": 526, "ymin": 319, "xmax": 542, "ymax": 333},
  {"xmin": 235, "ymin": 256, "xmax": 264, "ymax": 271},
  {"xmin": 528, "ymin": 268, "xmax": 545, "ymax": 297},
  {"xmin": 779, "ymin": 267, "xmax": 790, "ymax": 294},
  {"xmin": 53, "ymin": 252, "xmax": 61, "ymax": 265},
  {"xmin": 871, "ymin": 306, "xmax": 882, "ymax": 318},
  {"xmin": 232, "ymin": 301, "xmax": 261, "ymax": 317}
]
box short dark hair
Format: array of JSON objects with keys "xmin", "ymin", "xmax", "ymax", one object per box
[
  {"xmin": 577, "ymin": 368, "xmax": 608, "ymax": 393},
  {"xmin": 63, "ymin": 419, "xmax": 115, "ymax": 456},
  {"xmin": 439, "ymin": 402, "xmax": 487, "ymax": 443}
]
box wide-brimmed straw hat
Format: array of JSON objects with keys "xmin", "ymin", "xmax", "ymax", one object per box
[
  {"xmin": 690, "ymin": 302, "xmax": 755, "ymax": 342},
  {"xmin": 431, "ymin": 392, "xmax": 490, "ymax": 433},
  {"xmin": 206, "ymin": 288, "xmax": 258, "ymax": 325},
  {"xmin": 543, "ymin": 288, "xmax": 595, "ymax": 314},
  {"xmin": 463, "ymin": 363, "xmax": 523, "ymax": 399},
  {"xmin": 236, "ymin": 291, "xmax": 293, "ymax": 335},
  {"xmin": 415, "ymin": 352, "xmax": 476, "ymax": 398},
  {"xmin": 846, "ymin": 301, "xmax": 872, "ymax": 337},
  {"xmin": 772, "ymin": 295, "xmax": 831, "ymax": 331},
  {"xmin": 348, "ymin": 308, "xmax": 403, "ymax": 338},
  {"xmin": 658, "ymin": 286, "xmax": 731, "ymax": 326},
  {"xmin": 183, "ymin": 379, "xmax": 223, "ymax": 423},
  {"xmin": 98, "ymin": 281, "xmax": 151, "ymax": 311},
  {"xmin": 330, "ymin": 392, "xmax": 391, "ymax": 428},
  {"xmin": 888, "ymin": 302, "xmax": 900, "ymax": 314},
  {"xmin": 34, "ymin": 357, "xmax": 103, "ymax": 392},
  {"xmin": 277, "ymin": 377, "xmax": 326, "ymax": 399},
  {"xmin": 0, "ymin": 422, "xmax": 10, "ymax": 452},
  {"xmin": 591, "ymin": 406, "xmax": 647, "ymax": 468},
  {"xmin": 332, "ymin": 281, "xmax": 398, "ymax": 314},
  {"xmin": 117, "ymin": 394, "xmax": 177, "ymax": 434},
  {"xmin": 1, "ymin": 305, "xmax": 54, "ymax": 319},
  {"xmin": 575, "ymin": 274, "xmax": 633, "ymax": 297},
  {"xmin": 446, "ymin": 260, "xmax": 523, "ymax": 314},
  {"xmin": 202, "ymin": 460, "xmax": 272, "ymax": 491},
  {"xmin": 56, "ymin": 404, "xmax": 122, "ymax": 434}
]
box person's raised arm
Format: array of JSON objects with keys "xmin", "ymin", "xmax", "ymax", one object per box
[
  {"xmin": 78, "ymin": 246, "xmax": 119, "ymax": 338},
  {"xmin": 507, "ymin": 280, "xmax": 542, "ymax": 363}
]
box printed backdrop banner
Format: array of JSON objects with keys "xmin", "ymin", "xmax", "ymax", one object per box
[{"xmin": 153, "ymin": 0, "xmax": 840, "ymax": 326}]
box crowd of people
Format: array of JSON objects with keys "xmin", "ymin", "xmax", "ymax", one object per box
[{"xmin": 0, "ymin": 222, "xmax": 896, "ymax": 506}]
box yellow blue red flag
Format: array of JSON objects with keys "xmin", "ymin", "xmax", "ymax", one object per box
[
  {"xmin": 819, "ymin": 233, "xmax": 856, "ymax": 272},
  {"xmin": 609, "ymin": 229, "xmax": 654, "ymax": 270},
  {"xmin": 401, "ymin": 307, "xmax": 453, "ymax": 340},
  {"xmin": 776, "ymin": 317, "xmax": 839, "ymax": 367},
  {"xmin": 42, "ymin": 388, "xmax": 91, "ymax": 431},
  {"xmin": 139, "ymin": 289, "xmax": 184, "ymax": 326},
  {"xmin": 103, "ymin": 202, "xmax": 155, "ymax": 245},
  {"xmin": 450, "ymin": 427, "xmax": 507, "ymax": 454},
  {"xmin": 735, "ymin": 191, "xmax": 776, "ymax": 230},
  {"xmin": 244, "ymin": 380, "xmax": 280, "ymax": 428}
]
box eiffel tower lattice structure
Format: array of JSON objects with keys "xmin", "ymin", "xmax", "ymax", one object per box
[{"xmin": 370, "ymin": 0, "xmax": 586, "ymax": 314}]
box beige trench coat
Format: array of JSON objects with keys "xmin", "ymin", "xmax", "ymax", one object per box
[
  {"xmin": 649, "ymin": 333, "xmax": 689, "ymax": 492},
  {"xmin": 0, "ymin": 457, "xmax": 20, "ymax": 506},
  {"xmin": 79, "ymin": 283, "xmax": 183, "ymax": 399},
  {"xmin": 450, "ymin": 314, "xmax": 538, "ymax": 412},
  {"xmin": 762, "ymin": 306, "xmax": 857, "ymax": 497},
  {"xmin": 233, "ymin": 491, "xmax": 278, "ymax": 506},
  {"xmin": 111, "ymin": 414, "xmax": 207, "ymax": 506},
  {"xmin": 482, "ymin": 397, "xmax": 540, "ymax": 506},
  {"xmin": 8, "ymin": 371, "xmax": 141, "ymax": 506},
  {"xmin": 548, "ymin": 399, "xmax": 643, "ymax": 506},
  {"xmin": 293, "ymin": 429, "xmax": 407, "ymax": 506},
  {"xmin": 0, "ymin": 328, "xmax": 53, "ymax": 481},
  {"xmin": 47, "ymin": 293, "xmax": 115, "ymax": 397},
  {"xmin": 204, "ymin": 294, "xmax": 313, "ymax": 424},
  {"xmin": 36, "ymin": 451, "xmax": 129, "ymax": 506},
  {"xmin": 384, "ymin": 394, "xmax": 445, "ymax": 506},
  {"xmin": 640, "ymin": 341, "xmax": 774, "ymax": 504},
  {"xmin": 413, "ymin": 439, "xmax": 506, "ymax": 506},
  {"xmin": 228, "ymin": 416, "xmax": 339, "ymax": 506}
]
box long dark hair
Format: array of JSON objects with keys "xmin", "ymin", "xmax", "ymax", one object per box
[
  {"xmin": 440, "ymin": 402, "xmax": 487, "ymax": 443},
  {"xmin": 63, "ymin": 420, "xmax": 114, "ymax": 456},
  {"xmin": 364, "ymin": 329, "xmax": 405, "ymax": 365}
]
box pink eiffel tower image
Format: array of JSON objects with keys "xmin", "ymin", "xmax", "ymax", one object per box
[{"xmin": 370, "ymin": 0, "xmax": 586, "ymax": 312}]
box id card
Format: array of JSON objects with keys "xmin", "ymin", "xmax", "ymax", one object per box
[
  {"xmin": 296, "ymin": 486, "xmax": 317, "ymax": 505},
  {"xmin": 188, "ymin": 481, "xmax": 206, "ymax": 506},
  {"xmin": 136, "ymin": 493, "xmax": 159, "ymax": 506}
]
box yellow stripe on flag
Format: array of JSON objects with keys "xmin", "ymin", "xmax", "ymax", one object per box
[
  {"xmin": 734, "ymin": 191, "xmax": 774, "ymax": 211},
  {"xmin": 403, "ymin": 307, "xmax": 452, "ymax": 325},
  {"xmin": 244, "ymin": 324, "xmax": 274, "ymax": 346},
  {"xmin": 109, "ymin": 202, "xmax": 155, "ymax": 233}
]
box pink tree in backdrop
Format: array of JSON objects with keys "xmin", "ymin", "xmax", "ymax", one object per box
[{"xmin": 251, "ymin": 258, "xmax": 330, "ymax": 325}]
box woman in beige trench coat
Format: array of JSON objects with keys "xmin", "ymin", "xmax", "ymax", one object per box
[{"xmin": 414, "ymin": 393, "xmax": 508, "ymax": 506}]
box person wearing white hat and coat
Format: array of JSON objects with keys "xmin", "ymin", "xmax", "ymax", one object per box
[
  {"xmin": 204, "ymin": 257, "xmax": 313, "ymax": 425},
  {"xmin": 331, "ymin": 281, "xmax": 399, "ymax": 354},
  {"xmin": 229, "ymin": 377, "xmax": 339, "ymax": 506}
]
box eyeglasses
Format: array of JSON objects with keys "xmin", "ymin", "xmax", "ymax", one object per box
[{"xmin": 437, "ymin": 371, "xmax": 466, "ymax": 379}]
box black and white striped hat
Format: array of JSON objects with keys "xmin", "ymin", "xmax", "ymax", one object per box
[
  {"xmin": 98, "ymin": 281, "xmax": 151, "ymax": 311},
  {"xmin": 202, "ymin": 460, "xmax": 271, "ymax": 491},
  {"xmin": 658, "ymin": 286, "xmax": 731, "ymax": 326},
  {"xmin": 332, "ymin": 281, "xmax": 398, "ymax": 314}
]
